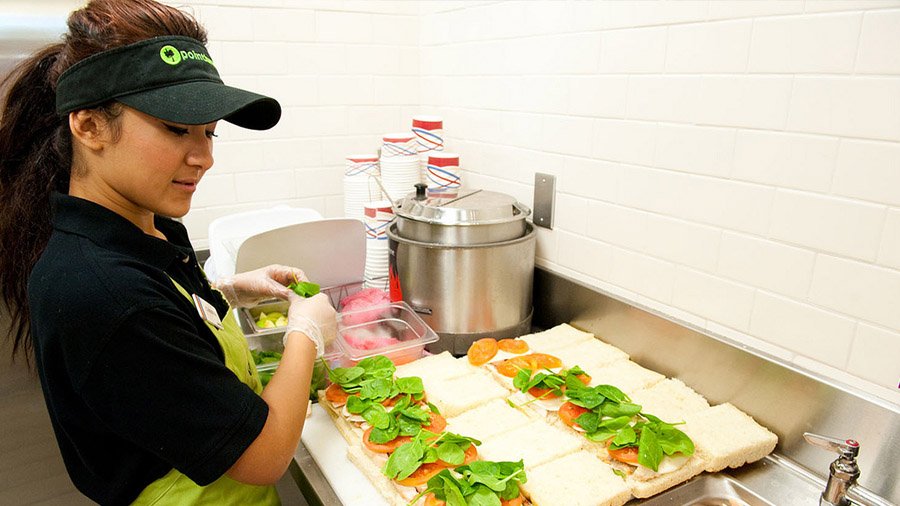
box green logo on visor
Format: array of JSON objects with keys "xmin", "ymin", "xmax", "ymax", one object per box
[{"xmin": 160, "ymin": 45, "xmax": 182, "ymax": 65}]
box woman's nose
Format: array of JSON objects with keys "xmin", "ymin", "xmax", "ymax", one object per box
[{"xmin": 187, "ymin": 135, "xmax": 214, "ymax": 171}]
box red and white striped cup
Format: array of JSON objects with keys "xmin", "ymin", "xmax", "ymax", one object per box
[{"xmin": 426, "ymin": 152, "xmax": 461, "ymax": 198}]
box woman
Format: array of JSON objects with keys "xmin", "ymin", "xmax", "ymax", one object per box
[{"xmin": 0, "ymin": 1, "xmax": 336, "ymax": 504}]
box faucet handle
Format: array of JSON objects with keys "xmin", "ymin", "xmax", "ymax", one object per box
[{"xmin": 804, "ymin": 432, "xmax": 860, "ymax": 460}]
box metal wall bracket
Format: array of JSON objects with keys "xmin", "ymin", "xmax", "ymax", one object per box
[{"xmin": 533, "ymin": 173, "xmax": 555, "ymax": 229}]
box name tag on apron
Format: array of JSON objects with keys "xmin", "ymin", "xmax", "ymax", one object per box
[{"xmin": 192, "ymin": 293, "xmax": 224, "ymax": 330}]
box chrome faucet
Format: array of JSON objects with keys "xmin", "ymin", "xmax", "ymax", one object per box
[{"xmin": 803, "ymin": 433, "xmax": 895, "ymax": 506}]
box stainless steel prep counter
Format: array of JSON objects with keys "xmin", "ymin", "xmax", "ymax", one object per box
[{"xmin": 288, "ymin": 266, "xmax": 900, "ymax": 506}]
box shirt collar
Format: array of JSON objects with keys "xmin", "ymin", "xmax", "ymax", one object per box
[{"xmin": 51, "ymin": 192, "xmax": 193, "ymax": 270}]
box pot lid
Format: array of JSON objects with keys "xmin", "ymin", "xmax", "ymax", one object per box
[{"xmin": 396, "ymin": 188, "xmax": 530, "ymax": 225}]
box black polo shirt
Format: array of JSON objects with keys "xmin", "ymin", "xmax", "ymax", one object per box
[{"xmin": 28, "ymin": 193, "xmax": 268, "ymax": 506}]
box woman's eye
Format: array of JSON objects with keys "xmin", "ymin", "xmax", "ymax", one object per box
[
  {"xmin": 206, "ymin": 131, "xmax": 218, "ymax": 139},
  {"xmin": 164, "ymin": 124, "xmax": 189, "ymax": 136}
]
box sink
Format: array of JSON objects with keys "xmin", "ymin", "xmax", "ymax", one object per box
[
  {"xmin": 631, "ymin": 457, "xmax": 823, "ymax": 506},
  {"xmin": 634, "ymin": 474, "xmax": 773, "ymax": 506}
]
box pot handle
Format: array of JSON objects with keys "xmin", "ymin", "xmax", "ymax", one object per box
[{"xmin": 514, "ymin": 201, "xmax": 532, "ymax": 217}]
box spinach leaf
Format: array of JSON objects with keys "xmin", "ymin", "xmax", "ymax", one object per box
[
  {"xmin": 654, "ymin": 422, "xmax": 695, "ymax": 457},
  {"xmin": 357, "ymin": 355, "xmax": 395, "ymax": 378},
  {"xmin": 637, "ymin": 425, "xmax": 663, "ymax": 472},
  {"xmin": 383, "ymin": 440, "xmax": 424, "ymax": 480},
  {"xmin": 288, "ymin": 280, "xmax": 320, "ymax": 298},
  {"xmin": 360, "ymin": 377, "xmax": 393, "ymax": 401},
  {"xmin": 329, "ymin": 366, "xmax": 364, "ymax": 386},
  {"xmin": 436, "ymin": 442, "xmax": 465, "ymax": 466},
  {"xmin": 612, "ymin": 425, "xmax": 637, "ymax": 447},
  {"xmin": 575, "ymin": 411, "xmax": 600, "ymax": 433},
  {"xmin": 345, "ymin": 395, "xmax": 371, "ymax": 415},
  {"xmin": 369, "ymin": 422, "xmax": 400, "ymax": 445},
  {"xmin": 468, "ymin": 486, "xmax": 502, "ymax": 506},
  {"xmin": 362, "ymin": 404, "xmax": 391, "ymax": 429},
  {"xmin": 601, "ymin": 402, "xmax": 643, "ymax": 418},
  {"xmin": 396, "ymin": 376, "xmax": 424, "ymax": 395},
  {"xmin": 595, "ymin": 384, "xmax": 630, "ymax": 403}
]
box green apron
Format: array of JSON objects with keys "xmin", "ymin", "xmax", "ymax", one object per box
[{"xmin": 131, "ymin": 279, "xmax": 280, "ymax": 506}]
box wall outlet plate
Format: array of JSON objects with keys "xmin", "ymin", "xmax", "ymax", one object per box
[{"xmin": 533, "ymin": 173, "xmax": 555, "ymax": 229}]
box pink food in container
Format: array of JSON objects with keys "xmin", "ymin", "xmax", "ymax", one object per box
[{"xmin": 339, "ymin": 288, "xmax": 391, "ymax": 326}]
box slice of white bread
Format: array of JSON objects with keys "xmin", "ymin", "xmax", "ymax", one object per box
[
  {"xmin": 425, "ymin": 370, "xmax": 509, "ymax": 418},
  {"xmin": 680, "ymin": 403, "xmax": 778, "ymax": 473},
  {"xmin": 550, "ymin": 338, "xmax": 629, "ymax": 371},
  {"xmin": 445, "ymin": 398, "xmax": 536, "ymax": 442},
  {"xmin": 522, "ymin": 450, "xmax": 632, "ymax": 506},
  {"xmin": 625, "ymin": 454, "xmax": 706, "ymax": 498},
  {"xmin": 316, "ymin": 390, "xmax": 365, "ymax": 446},
  {"xmin": 583, "ymin": 359, "xmax": 665, "ymax": 396},
  {"xmin": 346, "ymin": 444, "xmax": 419, "ymax": 506},
  {"xmin": 477, "ymin": 419, "xmax": 583, "ymax": 470},
  {"xmin": 629, "ymin": 378, "xmax": 710, "ymax": 423},
  {"xmin": 519, "ymin": 323, "xmax": 595, "ymax": 353},
  {"xmin": 394, "ymin": 351, "xmax": 478, "ymax": 382}
]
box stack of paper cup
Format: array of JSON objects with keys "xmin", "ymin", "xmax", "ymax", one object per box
[
  {"xmin": 426, "ymin": 152, "xmax": 462, "ymax": 199},
  {"xmin": 379, "ymin": 132, "xmax": 421, "ymax": 201},
  {"xmin": 412, "ymin": 115, "xmax": 444, "ymax": 174},
  {"xmin": 343, "ymin": 154, "xmax": 382, "ymax": 220},
  {"xmin": 363, "ymin": 200, "xmax": 393, "ymax": 285}
]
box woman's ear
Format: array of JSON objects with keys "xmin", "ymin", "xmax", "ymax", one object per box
[{"xmin": 68, "ymin": 110, "xmax": 108, "ymax": 151}]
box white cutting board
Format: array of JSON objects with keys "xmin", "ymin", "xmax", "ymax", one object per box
[
  {"xmin": 235, "ymin": 219, "xmax": 365, "ymax": 289},
  {"xmin": 299, "ymin": 404, "xmax": 389, "ymax": 506}
]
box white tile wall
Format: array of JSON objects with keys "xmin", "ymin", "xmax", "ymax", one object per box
[{"xmin": 175, "ymin": 1, "xmax": 900, "ymax": 403}]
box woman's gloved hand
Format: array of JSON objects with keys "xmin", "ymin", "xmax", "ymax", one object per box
[
  {"xmin": 215, "ymin": 264, "xmax": 305, "ymax": 308},
  {"xmin": 284, "ymin": 293, "xmax": 338, "ymax": 357}
]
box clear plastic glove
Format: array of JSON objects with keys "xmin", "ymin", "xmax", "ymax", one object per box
[
  {"xmin": 215, "ymin": 264, "xmax": 306, "ymax": 308},
  {"xmin": 284, "ymin": 292, "xmax": 337, "ymax": 357}
]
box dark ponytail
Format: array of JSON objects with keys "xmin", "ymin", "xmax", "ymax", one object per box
[{"xmin": 0, "ymin": 0, "xmax": 207, "ymax": 363}]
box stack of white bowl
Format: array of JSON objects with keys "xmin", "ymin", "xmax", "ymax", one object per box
[
  {"xmin": 363, "ymin": 200, "xmax": 393, "ymax": 286},
  {"xmin": 343, "ymin": 154, "xmax": 382, "ymax": 220},
  {"xmin": 379, "ymin": 132, "xmax": 421, "ymax": 202}
]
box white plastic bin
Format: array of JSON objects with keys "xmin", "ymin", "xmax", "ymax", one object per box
[{"xmin": 204, "ymin": 205, "xmax": 322, "ymax": 282}]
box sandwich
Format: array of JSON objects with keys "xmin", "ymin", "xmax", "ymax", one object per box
[
  {"xmin": 522, "ymin": 450, "xmax": 632, "ymax": 506},
  {"xmin": 476, "ymin": 419, "xmax": 584, "ymax": 471},
  {"xmin": 411, "ymin": 460, "xmax": 529, "ymax": 506},
  {"xmin": 578, "ymin": 359, "xmax": 665, "ymax": 397},
  {"xmin": 518, "ymin": 323, "xmax": 595, "ymax": 352},
  {"xmin": 553, "ymin": 378, "xmax": 704, "ymax": 498},
  {"xmin": 445, "ymin": 398, "xmax": 536, "ymax": 442},
  {"xmin": 546, "ymin": 338, "xmax": 629, "ymax": 371},
  {"xmin": 423, "ymin": 368, "xmax": 510, "ymax": 418},
  {"xmin": 348, "ymin": 429, "xmax": 481, "ymax": 506},
  {"xmin": 317, "ymin": 355, "xmax": 435, "ymax": 446},
  {"xmin": 628, "ymin": 378, "xmax": 710, "ymax": 423},
  {"xmin": 679, "ymin": 403, "xmax": 778, "ymax": 473}
]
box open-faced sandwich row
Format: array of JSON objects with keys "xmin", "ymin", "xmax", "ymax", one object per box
[{"xmin": 456, "ymin": 324, "xmax": 778, "ymax": 503}]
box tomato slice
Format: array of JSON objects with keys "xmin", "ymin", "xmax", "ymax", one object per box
[
  {"xmin": 325, "ymin": 383, "xmax": 351, "ymax": 407},
  {"xmin": 494, "ymin": 355, "xmax": 537, "ymax": 378},
  {"xmin": 607, "ymin": 444, "xmax": 640, "ymax": 465},
  {"xmin": 396, "ymin": 462, "xmax": 445, "ymax": 486},
  {"xmin": 467, "ymin": 338, "xmax": 499, "ymax": 366},
  {"xmin": 529, "ymin": 352, "xmax": 563, "ymax": 369},
  {"xmin": 362, "ymin": 427, "xmax": 411, "ymax": 453},
  {"xmin": 424, "ymin": 493, "xmax": 445, "ymax": 506},
  {"xmin": 558, "ymin": 401, "xmax": 590, "ymax": 428},
  {"xmin": 528, "ymin": 386, "xmax": 561, "ymax": 398},
  {"xmin": 497, "ymin": 338, "xmax": 529, "ymax": 354},
  {"xmin": 502, "ymin": 495, "xmax": 525, "ymax": 506},
  {"xmin": 575, "ymin": 373, "xmax": 591, "ymax": 385},
  {"xmin": 423, "ymin": 413, "xmax": 447, "ymax": 434}
]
